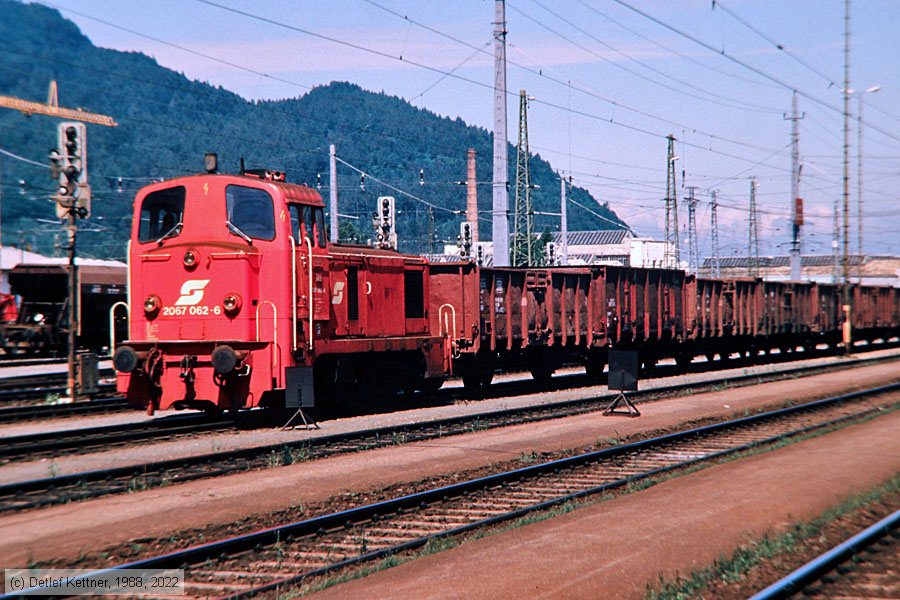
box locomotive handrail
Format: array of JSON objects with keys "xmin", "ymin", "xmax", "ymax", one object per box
[
  {"xmin": 438, "ymin": 303, "xmax": 457, "ymax": 338},
  {"xmin": 305, "ymin": 235, "xmax": 314, "ymax": 351},
  {"xmin": 289, "ymin": 235, "xmax": 297, "ymax": 352},
  {"xmin": 108, "ymin": 301, "xmax": 129, "ymax": 354},
  {"xmin": 255, "ymin": 300, "xmax": 278, "ymax": 369}
]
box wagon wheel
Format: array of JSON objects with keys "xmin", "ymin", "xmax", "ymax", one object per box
[{"xmin": 529, "ymin": 363, "xmax": 554, "ymax": 385}]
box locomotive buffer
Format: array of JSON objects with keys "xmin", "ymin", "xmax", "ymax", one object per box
[{"xmin": 603, "ymin": 350, "xmax": 641, "ymax": 417}]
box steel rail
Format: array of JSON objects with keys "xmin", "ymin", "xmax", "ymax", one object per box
[
  {"xmin": 0, "ymin": 359, "xmax": 897, "ymax": 513},
  {"xmin": 9, "ymin": 382, "xmax": 895, "ymax": 599},
  {"xmin": 0, "ymin": 396, "xmax": 129, "ymax": 424},
  {"xmin": 0, "ymin": 414, "xmax": 234, "ymax": 461},
  {"xmin": 0, "ymin": 382, "xmax": 116, "ymax": 402},
  {"xmin": 749, "ymin": 508, "xmax": 900, "ymax": 600}
]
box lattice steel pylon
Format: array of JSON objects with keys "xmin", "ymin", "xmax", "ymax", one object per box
[
  {"xmin": 686, "ymin": 186, "xmax": 699, "ymax": 273},
  {"xmin": 511, "ymin": 89, "xmax": 533, "ymax": 267},
  {"xmin": 663, "ymin": 134, "xmax": 679, "ymax": 268},
  {"xmin": 748, "ymin": 177, "xmax": 760, "ymax": 277},
  {"xmin": 710, "ymin": 190, "xmax": 721, "ymax": 277}
]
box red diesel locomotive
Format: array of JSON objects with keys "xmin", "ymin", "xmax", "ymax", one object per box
[
  {"xmin": 114, "ymin": 167, "xmax": 900, "ymax": 414},
  {"xmin": 114, "ymin": 168, "xmax": 447, "ymax": 414}
]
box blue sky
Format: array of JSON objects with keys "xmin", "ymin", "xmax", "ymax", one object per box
[{"xmin": 37, "ymin": 0, "xmax": 900, "ymax": 259}]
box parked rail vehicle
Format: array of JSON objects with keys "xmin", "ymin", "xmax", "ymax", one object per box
[
  {"xmin": 112, "ymin": 167, "xmax": 900, "ymax": 414},
  {"xmin": 2, "ymin": 264, "xmax": 127, "ymax": 356}
]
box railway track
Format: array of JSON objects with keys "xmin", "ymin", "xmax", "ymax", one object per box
[
  {"xmin": 749, "ymin": 509, "xmax": 900, "ymax": 600},
  {"xmin": 15, "ymin": 383, "xmax": 896, "ymax": 599},
  {"xmin": 0, "ymin": 346, "xmax": 894, "ymax": 427},
  {"xmin": 0, "ymin": 396, "xmax": 129, "ymax": 424},
  {"xmin": 0, "ymin": 376, "xmax": 116, "ymax": 406},
  {"xmin": 0, "ymin": 355, "xmax": 897, "ymax": 515},
  {"xmin": 0, "ymin": 414, "xmax": 236, "ymax": 463}
]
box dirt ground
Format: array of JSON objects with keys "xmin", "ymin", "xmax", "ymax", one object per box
[
  {"xmin": 1, "ymin": 361, "xmax": 897, "ymax": 568},
  {"xmin": 308, "ymin": 408, "xmax": 900, "ymax": 600}
]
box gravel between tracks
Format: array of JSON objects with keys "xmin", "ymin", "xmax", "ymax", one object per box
[{"xmin": 1, "ymin": 360, "xmax": 898, "ymax": 568}]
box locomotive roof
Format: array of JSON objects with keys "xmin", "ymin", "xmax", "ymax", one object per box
[{"xmin": 140, "ymin": 173, "xmax": 324, "ymax": 206}]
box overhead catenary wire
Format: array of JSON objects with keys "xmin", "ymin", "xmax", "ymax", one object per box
[
  {"xmin": 191, "ymin": 0, "xmax": 800, "ymax": 163},
  {"xmin": 515, "ymin": 0, "xmax": 784, "ymax": 115},
  {"xmin": 711, "ymin": 0, "xmax": 840, "ymax": 90},
  {"xmin": 611, "ymin": 0, "xmax": 900, "ymax": 147}
]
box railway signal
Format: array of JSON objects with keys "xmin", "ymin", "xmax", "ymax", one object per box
[
  {"xmin": 458, "ymin": 221, "xmax": 474, "ymax": 259},
  {"xmin": 52, "ymin": 122, "xmax": 91, "ymax": 218},
  {"xmin": 373, "ymin": 196, "xmax": 398, "ymax": 251},
  {"xmin": 545, "ymin": 241, "xmax": 558, "ymax": 266}
]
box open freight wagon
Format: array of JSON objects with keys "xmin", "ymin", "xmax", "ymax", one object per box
[{"xmin": 2, "ymin": 263, "xmax": 127, "ymax": 356}]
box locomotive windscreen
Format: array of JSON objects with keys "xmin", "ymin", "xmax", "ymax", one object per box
[
  {"xmin": 138, "ymin": 186, "xmax": 185, "ymax": 243},
  {"xmin": 226, "ymin": 185, "xmax": 275, "ymax": 241}
]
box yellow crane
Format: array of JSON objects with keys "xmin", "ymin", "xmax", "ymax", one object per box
[{"xmin": 0, "ymin": 80, "xmax": 117, "ymax": 126}]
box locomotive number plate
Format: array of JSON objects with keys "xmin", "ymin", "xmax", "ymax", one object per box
[{"xmin": 162, "ymin": 305, "xmax": 223, "ymax": 316}]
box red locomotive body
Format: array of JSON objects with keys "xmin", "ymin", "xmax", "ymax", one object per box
[{"xmin": 115, "ymin": 171, "xmax": 446, "ymax": 413}]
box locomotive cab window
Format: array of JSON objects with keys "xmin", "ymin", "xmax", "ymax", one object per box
[
  {"xmin": 138, "ymin": 186, "xmax": 185, "ymax": 244},
  {"xmin": 289, "ymin": 204, "xmax": 327, "ymax": 248},
  {"xmin": 226, "ymin": 185, "xmax": 275, "ymax": 241}
]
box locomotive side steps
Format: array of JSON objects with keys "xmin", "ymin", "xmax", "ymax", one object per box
[
  {"xmin": 0, "ymin": 355, "xmax": 897, "ymax": 514},
  {"xmin": 9, "ymin": 382, "xmax": 896, "ymax": 599}
]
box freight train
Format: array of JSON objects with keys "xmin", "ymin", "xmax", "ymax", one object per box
[{"xmin": 112, "ymin": 168, "xmax": 900, "ymax": 414}]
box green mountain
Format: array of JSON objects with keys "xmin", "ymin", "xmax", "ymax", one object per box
[{"xmin": 0, "ymin": 0, "xmax": 627, "ymax": 260}]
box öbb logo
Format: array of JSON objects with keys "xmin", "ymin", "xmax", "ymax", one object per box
[{"xmin": 175, "ymin": 279, "xmax": 211, "ymax": 306}]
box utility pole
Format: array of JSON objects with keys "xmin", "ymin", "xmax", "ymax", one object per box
[
  {"xmin": 559, "ymin": 174, "xmax": 569, "ymax": 266},
  {"xmin": 686, "ymin": 186, "xmax": 699, "ymax": 273},
  {"xmin": 785, "ymin": 91, "xmax": 805, "ymax": 281},
  {"xmin": 841, "ymin": 0, "xmax": 853, "ymax": 352},
  {"xmin": 663, "ymin": 134, "xmax": 679, "ymax": 268},
  {"xmin": 833, "ymin": 196, "xmax": 840, "ymax": 283},
  {"xmin": 428, "ymin": 207, "xmax": 436, "ymax": 254},
  {"xmin": 512, "ymin": 90, "xmax": 533, "ymax": 267},
  {"xmin": 329, "ymin": 144, "xmax": 338, "ymax": 243},
  {"xmin": 491, "ymin": 0, "xmax": 510, "ymax": 266},
  {"xmin": 856, "ymin": 85, "xmax": 880, "ymax": 283},
  {"xmin": 748, "ymin": 178, "xmax": 759, "ymax": 278},
  {"xmin": 710, "ymin": 190, "xmax": 720, "ymax": 277}
]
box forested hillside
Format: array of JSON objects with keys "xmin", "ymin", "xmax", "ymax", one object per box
[{"xmin": 0, "ymin": 0, "xmax": 626, "ymax": 259}]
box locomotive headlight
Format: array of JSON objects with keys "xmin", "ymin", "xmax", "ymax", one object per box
[
  {"xmin": 144, "ymin": 294, "xmax": 161, "ymax": 314},
  {"xmin": 223, "ymin": 293, "xmax": 242, "ymax": 314},
  {"xmin": 183, "ymin": 249, "xmax": 198, "ymax": 268}
]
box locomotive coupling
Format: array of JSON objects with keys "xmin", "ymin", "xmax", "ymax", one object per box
[{"xmin": 113, "ymin": 345, "xmax": 146, "ymax": 373}]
